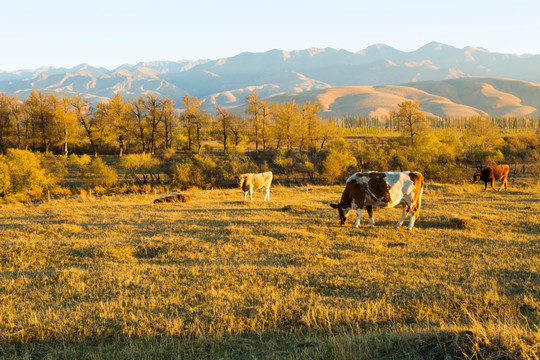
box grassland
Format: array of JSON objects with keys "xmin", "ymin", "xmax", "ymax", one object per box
[{"xmin": 0, "ymin": 180, "xmax": 538, "ymax": 359}]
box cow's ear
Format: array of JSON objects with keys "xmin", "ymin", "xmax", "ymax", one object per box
[{"xmin": 330, "ymin": 203, "xmax": 339, "ymax": 209}]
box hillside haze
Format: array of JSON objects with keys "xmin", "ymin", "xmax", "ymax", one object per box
[{"xmin": 1, "ymin": 42, "xmax": 540, "ymax": 117}]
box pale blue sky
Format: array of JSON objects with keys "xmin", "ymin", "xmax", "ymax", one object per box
[{"xmin": 1, "ymin": 0, "xmax": 538, "ymax": 71}]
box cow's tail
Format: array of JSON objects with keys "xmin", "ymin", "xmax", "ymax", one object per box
[
  {"xmin": 417, "ymin": 180, "xmax": 424, "ymax": 216},
  {"xmin": 413, "ymin": 174, "xmax": 424, "ymax": 219}
]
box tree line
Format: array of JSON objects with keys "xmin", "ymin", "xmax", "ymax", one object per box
[
  {"xmin": 0, "ymin": 93, "xmax": 538, "ymax": 200},
  {"xmin": 0, "ymin": 90, "xmax": 333, "ymax": 157},
  {"xmin": 332, "ymin": 114, "xmax": 540, "ymax": 130},
  {"xmin": 2, "ymin": 91, "xmax": 538, "ymax": 158}
]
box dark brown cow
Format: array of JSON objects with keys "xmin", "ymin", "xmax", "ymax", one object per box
[
  {"xmin": 330, "ymin": 171, "xmax": 424, "ymax": 230},
  {"xmin": 473, "ymin": 165, "xmax": 509, "ymax": 192}
]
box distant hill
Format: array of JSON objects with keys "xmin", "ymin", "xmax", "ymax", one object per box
[
  {"xmin": 1, "ymin": 42, "xmax": 540, "ymax": 117},
  {"xmin": 259, "ymin": 77, "xmax": 540, "ymax": 118}
]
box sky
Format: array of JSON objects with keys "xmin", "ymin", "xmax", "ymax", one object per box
[{"xmin": 1, "ymin": 0, "xmax": 539, "ymax": 71}]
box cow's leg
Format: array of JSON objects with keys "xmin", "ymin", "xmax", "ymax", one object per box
[
  {"xmin": 249, "ymin": 187, "xmax": 253, "ymax": 200},
  {"xmin": 263, "ymin": 186, "xmax": 270, "ymax": 201},
  {"xmin": 395, "ymin": 204, "xmax": 407, "ymax": 228},
  {"xmin": 403, "ymin": 199, "xmax": 417, "ymax": 230},
  {"xmin": 353, "ymin": 208, "xmax": 363, "ymax": 228},
  {"xmin": 483, "ymin": 182, "xmax": 488, "ymax": 192},
  {"xmin": 407, "ymin": 212, "xmax": 416, "ymax": 230},
  {"xmin": 243, "ymin": 191, "xmax": 248, "ymax": 201},
  {"xmin": 490, "ymin": 178, "xmax": 497, "ymax": 191},
  {"xmin": 498, "ymin": 176, "xmax": 508, "ymax": 192},
  {"xmin": 366, "ymin": 205, "xmax": 375, "ymax": 228}
]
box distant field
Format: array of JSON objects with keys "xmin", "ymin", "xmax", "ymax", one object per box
[{"xmin": 0, "ymin": 181, "xmax": 538, "ymax": 359}]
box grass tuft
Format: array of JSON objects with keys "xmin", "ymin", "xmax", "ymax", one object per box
[
  {"xmin": 448, "ymin": 216, "xmax": 484, "ymax": 230},
  {"xmin": 282, "ymin": 204, "xmax": 319, "ymax": 213}
]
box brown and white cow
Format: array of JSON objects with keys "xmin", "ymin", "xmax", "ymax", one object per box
[
  {"xmin": 473, "ymin": 164, "xmax": 509, "ymax": 192},
  {"xmin": 238, "ymin": 171, "xmax": 273, "ymax": 201},
  {"xmin": 330, "ymin": 171, "xmax": 424, "ymax": 230}
]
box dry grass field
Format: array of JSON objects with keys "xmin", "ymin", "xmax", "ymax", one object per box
[{"xmin": 0, "ymin": 180, "xmax": 539, "ymax": 359}]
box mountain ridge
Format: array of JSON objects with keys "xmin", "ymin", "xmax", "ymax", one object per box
[{"xmin": 1, "ymin": 42, "xmax": 540, "ymax": 117}]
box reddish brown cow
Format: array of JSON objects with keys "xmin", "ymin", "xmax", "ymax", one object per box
[{"xmin": 473, "ymin": 165, "xmax": 510, "ymax": 192}]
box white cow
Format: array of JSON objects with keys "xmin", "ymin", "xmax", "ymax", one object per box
[
  {"xmin": 238, "ymin": 171, "xmax": 273, "ymax": 201},
  {"xmin": 330, "ymin": 171, "xmax": 424, "ymax": 230}
]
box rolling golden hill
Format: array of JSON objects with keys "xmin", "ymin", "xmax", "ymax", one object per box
[{"xmin": 263, "ymin": 77, "xmax": 540, "ymax": 118}]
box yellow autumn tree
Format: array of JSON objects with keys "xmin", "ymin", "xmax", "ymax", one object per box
[{"xmin": 391, "ymin": 100, "xmax": 429, "ymax": 146}]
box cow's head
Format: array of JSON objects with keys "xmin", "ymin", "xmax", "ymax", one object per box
[
  {"xmin": 238, "ymin": 175, "xmax": 246, "ymax": 187},
  {"xmin": 330, "ymin": 202, "xmax": 348, "ymax": 225},
  {"xmin": 472, "ymin": 171, "xmax": 481, "ymax": 184}
]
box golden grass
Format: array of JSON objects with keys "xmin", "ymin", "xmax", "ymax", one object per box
[{"xmin": 0, "ymin": 183, "xmax": 538, "ymax": 359}]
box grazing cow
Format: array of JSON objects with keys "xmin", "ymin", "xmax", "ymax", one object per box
[
  {"xmin": 473, "ymin": 165, "xmax": 510, "ymax": 192},
  {"xmin": 238, "ymin": 171, "xmax": 273, "ymax": 201},
  {"xmin": 330, "ymin": 171, "xmax": 424, "ymax": 230}
]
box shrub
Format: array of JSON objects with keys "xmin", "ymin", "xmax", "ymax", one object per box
[
  {"xmin": 69, "ymin": 154, "xmax": 92, "ymax": 176},
  {"xmin": 50, "ymin": 186, "xmax": 72, "ymax": 197},
  {"xmin": 321, "ymin": 138, "xmax": 358, "ymax": 184},
  {"xmin": 322, "ymin": 151, "xmax": 357, "ymax": 183},
  {"xmin": 273, "ymin": 154, "xmax": 294, "ymax": 179},
  {"xmin": 93, "ymin": 186, "xmax": 107, "ymax": 195},
  {"xmin": 86, "ymin": 157, "xmax": 118, "ymax": 187},
  {"xmin": 118, "ymin": 153, "xmax": 162, "ymax": 185},
  {"xmin": 220, "ymin": 152, "xmax": 256, "ymax": 179},
  {"xmin": 1, "ymin": 149, "xmax": 59, "ymax": 195},
  {"xmin": 465, "ymin": 148, "xmax": 504, "ymax": 167},
  {"xmin": 0, "ymin": 160, "xmax": 11, "ymax": 195},
  {"xmin": 193, "ymin": 155, "xmax": 223, "ymax": 187},
  {"xmin": 170, "ymin": 161, "xmax": 193, "ymax": 189}
]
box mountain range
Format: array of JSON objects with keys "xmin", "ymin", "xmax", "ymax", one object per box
[{"xmin": 1, "ymin": 42, "xmax": 540, "ymax": 118}]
